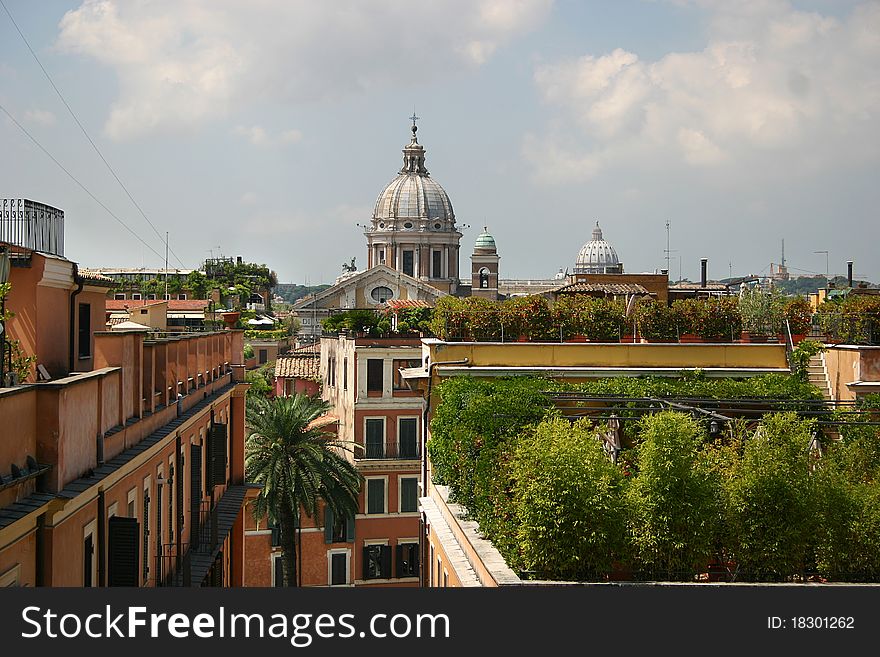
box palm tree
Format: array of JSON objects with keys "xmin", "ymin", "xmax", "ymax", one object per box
[{"xmin": 245, "ymin": 393, "xmax": 361, "ymax": 586}]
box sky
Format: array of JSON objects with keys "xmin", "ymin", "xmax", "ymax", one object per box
[{"xmin": 0, "ymin": 0, "xmax": 877, "ymax": 285}]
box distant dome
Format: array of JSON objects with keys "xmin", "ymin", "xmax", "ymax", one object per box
[
  {"xmin": 574, "ymin": 222, "xmax": 620, "ymax": 274},
  {"xmin": 372, "ymin": 124, "xmax": 455, "ymax": 226},
  {"xmin": 474, "ymin": 227, "xmax": 496, "ymax": 251}
]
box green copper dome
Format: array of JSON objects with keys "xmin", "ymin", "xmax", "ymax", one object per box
[{"xmin": 475, "ymin": 227, "xmax": 496, "ymax": 251}]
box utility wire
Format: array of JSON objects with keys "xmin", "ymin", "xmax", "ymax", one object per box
[
  {"xmin": 0, "ymin": 101, "xmax": 166, "ymax": 262},
  {"xmin": 0, "ymin": 0, "xmax": 187, "ymax": 269}
]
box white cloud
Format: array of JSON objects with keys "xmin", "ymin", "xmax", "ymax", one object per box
[
  {"xmin": 234, "ymin": 125, "xmax": 303, "ymax": 147},
  {"xmin": 280, "ymin": 129, "xmax": 303, "ymax": 145},
  {"xmin": 234, "ymin": 125, "xmax": 269, "ymax": 146},
  {"xmin": 23, "ymin": 109, "xmax": 57, "ymax": 126},
  {"xmin": 527, "ymin": 1, "xmax": 880, "ymax": 181},
  {"xmin": 57, "ymin": 0, "xmax": 552, "ymax": 140}
]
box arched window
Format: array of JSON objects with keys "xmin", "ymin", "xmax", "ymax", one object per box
[
  {"xmin": 371, "ymin": 286, "xmax": 393, "ymax": 303},
  {"xmin": 479, "ymin": 268, "xmax": 490, "ymax": 288}
]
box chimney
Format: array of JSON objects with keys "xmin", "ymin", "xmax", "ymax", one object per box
[
  {"xmin": 700, "ymin": 258, "xmax": 708, "ymax": 288},
  {"xmin": 847, "ymin": 261, "xmax": 853, "ymax": 288},
  {"xmin": 236, "ymin": 256, "xmax": 243, "ymax": 265}
]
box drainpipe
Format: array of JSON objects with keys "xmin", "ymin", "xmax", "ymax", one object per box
[
  {"xmin": 68, "ymin": 263, "xmax": 84, "ymax": 374},
  {"xmin": 420, "ymin": 357, "xmax": 468, "ymax": 588}
]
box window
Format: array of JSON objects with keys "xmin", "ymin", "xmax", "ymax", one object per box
[
  {"xmin": 365, "ymin": 418, "xmax": 384, "ymax": 458},
  {"xmin": 366, "ymin": 478, "xmax": 386, "ymax": 514},
  {"xmin": 78, "ymin": 303, "xmax": 91, "ymax": 358},
  {"xmin": 114, "ymin": 293, "xmax": 125, "ymax": 300},
  {"xmin": 432, "ymin": 250, "xmax": 442, "ymax": 278},
  {"xmin": 258, "ymin": 349, "xmax": 268, "ymax": 364},
  {"xmin": 143, "ymin": 482, "xmax": 151, "ymax": 583},
  {"xmin": 132, "ymin": 293, "xmax": 142, "ymax": 300},
  {"xmin": 108, "ymin": 516, "xmax": 139, "ymax": 587},
  {"xmin": 178, "ymin": 293, "xmax": 187, "ymax": 300},
  {"xmin": 393, "ymin": 359, "xmax": 421, "ymax": 389},
  {"xmin": 400, "ymin": 477, "xmax": 419, "ymax": 513},
  {"xmin": 479, "ymin": 267, "xmax": 490, "ymax": 288},
  {"xmin": 147, "ymin": 294, "xmax": 157, "ymax": 300},
  {"xmin": 164, "ymin": 294, "xmax": 171, "ymax": 300},
  {"xmin": 324, "ymin": 507, "xmax": 354, "ymax": 543},
  {"xmin": 363, "ymin": 543, "xmax": 392, "ymax": 580},
  {"xmin": 83, "ymin": 523, "xmax": 95, "ymax": 587},
  {"xmin": 366, "ymin": 359, "xmax": 383, "ymax": 392},
  {"xmin": 127, "ymin": 488, "xmax": 136, "ymax": 518},
  {"xmin": 398, "ymin": 418, "xmax": 418, "ymax": 459},
  {"xmin": 330, "ymin": 551, "xmax": 349, "ymax": 586},
  {"xmin": 402, "ymin": 250, "xmax": 414, "ymax": 276},
  {"xmin": 397, "ymin": 542, "xmax": 420, "ymax": 578},
  {"xmin": 371, "ymin": 286, "xmax": 393, "ymax": 303},
  {"xmin": 379, "ymin": 249, "xmax": 385, "ymax": 264},
  {"xmin": 343, "ymin": 357, "xmax": 348, "ymax": 390}
]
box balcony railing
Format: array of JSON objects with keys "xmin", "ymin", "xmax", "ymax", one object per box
[{"xmin": 360, "ymin": 441, "xmax": 420, "ymax": 460}]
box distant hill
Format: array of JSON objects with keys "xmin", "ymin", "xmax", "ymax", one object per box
[{"xmin": 276, "ymin": 283, "xmax": 331, "ymax": 304}]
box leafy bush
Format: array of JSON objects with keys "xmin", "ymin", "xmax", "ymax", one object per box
[
  {"xmin": 817, "ymin": 294, "xmax": 880, "ymax": 343},
  {"xmin": 696, "ymin": 297, "xmax": 742, "ymax": 341},
  {"xmin": 720, "ymin": 413, "xmax": 819, "ymax": 581},
  {"xmin": 784, "ymin": 296, "xmax": 813, "ymax": 335},
  {"xmin": 634, "ymin": 300, "xmax": 678, "ymax": 341},
  {"xmin": 789, "ymin": 339, "xmax": 825, "ymax": 382},
  {"xmin": 514, "ymin": 417, "xmax": 628, "ymax": 580},
  {"xmin": 626, "ymin": 412, "xmax": 719, "ymax": 579},
  {"xmin": 738, "ymin": 286, "xmax": 787, "ymax": 334}
]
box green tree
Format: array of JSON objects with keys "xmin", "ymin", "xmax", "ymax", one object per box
[
  {"xmin": 626, "ymin": 412, "xmax": 719, "ymax": 580},
  {"xmin": 513, "ymin": 417, "xmax": 628, "ymax": 580},
  {"xmin": 245, "ymin": 394, "xmax": 362, "ymax": 586},
  {"xmin": 722, "ymin": 413, "xmax": 819, "ymax": 581}
]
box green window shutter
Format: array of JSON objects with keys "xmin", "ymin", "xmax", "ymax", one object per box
[
  {"xmin": 365, "ymin": 419, "xmax": 384, "ymax": 458},
  {"xmin": 381, "ymin": 546, "xmax": 392, "ymax": 578},
  {"xmin": 367, "ymin": 479, "xmax": 385, "ymax": 514},
  {"xmin": 345, "ymin": 513, "xmax": 355, "ymax": 543},
  {"xmin": 324, "ymin": 507, "xmax": 334, "ymax": 544},
  {"xmin": 362, "ymin": 546, "xmax": 372, "ymax": 579},
  {"xmin": 411, "ymin": 544, "xmax": 420, "ymax": 577},
  {"xmin": 399, "ymin": 418, "xmax": 418, "ymax": 458},
  {"xmin": 108, "ymin": 516, "xmax": 139, "ymax": 587},
  {"xmin": 210, "ymin": 423, "xmax": 228, "ymax": 486},
  {"xmin": 395, "ymin": 544, "xmax": 404, "ymax": 578},
  {"xmin": 401, "ymin": 477, "xmax": 418, "ymax": 513}
]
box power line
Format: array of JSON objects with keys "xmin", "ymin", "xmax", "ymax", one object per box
[
  {"xmin": 0, "ymin": 0, "xmax": 187, "ymax": 269},
  {"xmin": 0, "ymin": 102, "xmax": 166, "ymax": 262}
]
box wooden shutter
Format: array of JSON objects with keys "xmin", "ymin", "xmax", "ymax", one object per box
[
  {"xmin": 410, "ymin": 543, "xmax": 420, "ymax": 577},
  {"xmin": 399, "ymin": 418, "xmax": 418, "ymax": 458},
  {"xmin": 83, "ymin": 534, "xmax": 94, "ymax": 587},
  {"xmin": 362, "ymin": 546, "xmax": 371, "ymax": 579},
  {"xmin": 367, "ymin": 479, "xmax": 384, "ymax": 514},
  {"xmin": 142, "ymin": 492, "xmax": 150, "ymax": 582},
  {"xmin": 324, "ymin": 507, "xmax": 334, "ymax": 544},
  {"xmin": 210, "ymin": 423, "xmax": 228, "ymax": 486},
  {"xmin": 190, "ymin": 445, "xmax": 202, "ymax": 545},
  {"xmin": 395, "ymin": 544, "xmax": 404, "ymax": 578},
  {"xmin": 156, "ymin": 484, "xmax": 163, "ymax": 575},
  {"xmin": 380, "ymin": 545, "xmax": 392, "ymax": 578},
  {"xmin": 365, "ymin": 419, "xmax": 384, "ymax": 458},
  {"xmin": 401, "ymin": 477, "xmax": 418, "ymax": 513},
  {"xmin": 366, "ymin": 359, "xmax": 383, "ymax": 391},
  {"xmin": 345, "ymin": 513, "xmax": 355, "ymax": 543},
  {"xmin": 108, "ymin": 516, "xmax": 139, "ymax": 586}
]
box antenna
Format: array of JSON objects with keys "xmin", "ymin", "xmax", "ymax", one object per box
[
  {"xmin": 164, "ymin": 231, "xmax": 169, "ymax": 300},
  {"xmin": 665, "ymin": 220, "xmax": 670, "ymax": 274},
  {"xmin": 781, "ymin": 239, "xmax": 785, "ymax": 268}
]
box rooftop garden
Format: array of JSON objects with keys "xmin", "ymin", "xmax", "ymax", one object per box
[{"xmin": 428, "ymin": 375, "xmax": 879, "ymax": 583}]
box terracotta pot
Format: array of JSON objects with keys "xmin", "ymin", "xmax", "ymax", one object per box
[
  {"xmin": 620, "ymin": 334, "xmax": 635, "ymax": 343},
  {"xmin": 679, "ymin": 333, "xmax": 703, "ymax": 343},
  {"xmin": 221, "ymin": 311, "xmax": 240, "ymax": 329},
  {"xmin": 792, "ymin": 333, "xmax": 807, "ymax": 345},
  {"xmin": 517, "ymin": 335, "xmax": 528, "ymax": 342}
]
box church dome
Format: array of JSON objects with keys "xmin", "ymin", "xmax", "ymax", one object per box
[
  {"xmin": 574, "ymin": 222, "xmax": 620, "ymax": 274},
  {"xmin": 474, "ymin": 227, "xmax": 496, "ymax": 251},
  {"xmin": 372, "ymin": 124, "xmax": 455, "ymax": 226}
]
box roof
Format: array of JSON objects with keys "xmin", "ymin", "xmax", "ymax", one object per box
[
  {"xmin": 274, "ymin": 347, "xmax": 321, "ymax": 381},
  {"xmin": 111, "ymin": 320, "xmax": 151, "ymax": 331},
  {"xmin": 106, "ymin": 299, "xmax": 211, "ymax": 312},
  {"xmin": 552, "ymin": 282, "xmax": 650, "ymax": 296},
  {"xmin": 78, "ymin": 271, "xmax": 116, "ymax": 286},
  {"xmin": 669, "ymin": 283, "xmax": 730, "ymax": 291},
  {"xmin": 385, "ymin": 299, "xmax": 433, "ymax": 310},
  {"xmin": 307, "ymin": 413, "xmax": 339, "ymax": 431}
]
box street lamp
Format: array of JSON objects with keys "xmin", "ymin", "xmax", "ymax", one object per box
[{"xmin": 814, "ymin": 250, "xmax": 829, "ymax": 283}]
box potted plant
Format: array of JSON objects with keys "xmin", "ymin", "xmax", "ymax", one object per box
[
  {"xmin": 583, "ymin": 298, "xmax": 626, "ymax": 342},
  {"xmin": 634, "ymin": 300, "xmax": 678, "ymax": 342},
  {"xmin": 671, "ymin": 299, "xmax": 702, "ymax": 342},
  {"xmin": 783, "ymin": 296, "xmax": 813, "ymax": 344},
  {"xmin": 697, "ymin": 297, "xmax": 742, "ymax": 342}
]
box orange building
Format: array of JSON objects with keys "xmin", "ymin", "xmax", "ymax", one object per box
[
  {"xmin": 247, "ymin": 334, "xmax": 422, "ymax": 587},
  {"xmin": 0, "ymin": 242, "xmax": 251, "ymax": 587}
]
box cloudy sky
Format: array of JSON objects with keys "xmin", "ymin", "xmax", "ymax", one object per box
[{"xmin": 0, "ymin": 0, "xmax": 877, "ymax": 283}]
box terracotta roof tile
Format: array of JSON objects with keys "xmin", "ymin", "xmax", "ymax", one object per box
[{"xmin": 274, "ymin": 350, "xmax": 321, "ymax": 381}]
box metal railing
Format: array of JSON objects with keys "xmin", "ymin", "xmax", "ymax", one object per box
[{"xmin": 359, "ymin": 441, "xmax": 421, "ymax": 460}]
